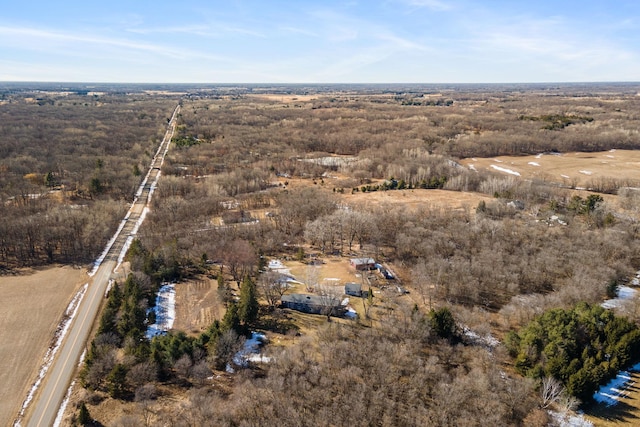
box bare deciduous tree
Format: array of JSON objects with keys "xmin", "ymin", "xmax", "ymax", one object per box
[{"xmin": 258, "ymin": 270, "xmax": 290, "ymax": 309}]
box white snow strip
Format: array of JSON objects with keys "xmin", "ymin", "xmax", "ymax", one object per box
[
  {"xmin": 471, "ymin": 158, "xmax": 477, "ymax": 161},
  {"xmin": 535, "ymin": 153, "xmax": 543, "ymax": 159},
  {"xmin": 104, "ymin": 279, "xmax": 114, "ymax": 298},
  {"xmin": 610, "ymin": 149, "xmax": 616, "ymax": 152},
  {"xmin": 490, "ymin": 165, "xmax": 521, "ymax": 176},
  {"xmin": 561, "ymin": 174, "xmax": 570, "ymax": 179},
  {"xmin": 468, "ymin": 164, "xmax": 477, "ymax": 171},
  {"xmin": 606, "ymin": 155, "xmax": 615, "ymax": 158},
  {"xmin": 145, "ymin": 283, "xmax": 176, "ymax": 339},
  {"xmin": 114, "ymin": 207, "xmax": 149, "ymax": 272},
  {"xmin": 88, "ymin": 217, "xmax": 128, "ymax": 277},
  {"xmin": 579, "ymin": 170, "xmax": 593, "ymax": 175},
  {"xmin": 492, "ymin": 158, "xmax": 503, "ymax": 163},
  {"xmin": 528, "ymin": 162, "xmax": 540, "ymax": 166},
  {"xmin": 53, "ymin": 379, "xmax": 76, "ymax": 427},
  {"xmin": 13, "ymin": 283, "xmax": 88, "ymax": 427}
]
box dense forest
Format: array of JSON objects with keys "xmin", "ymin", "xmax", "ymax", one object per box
[
  {"xmin": 0, "ymin": 90, "xmax": 177, "ymax": 266},
  {"xmin": 5, "ymin": 84, "xmax": 640, "ymax": 426}
]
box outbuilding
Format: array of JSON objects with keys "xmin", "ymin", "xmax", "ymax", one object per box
[{"xmin": 350, "ymin": 257, "xmax": 375, "ymax": 271}]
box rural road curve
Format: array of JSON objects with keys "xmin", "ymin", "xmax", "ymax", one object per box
[{"xmin": 23, "ymin": 104, "xmax": 179, "ymax": 427}]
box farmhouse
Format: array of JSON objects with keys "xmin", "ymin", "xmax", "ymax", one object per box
[
  {"xmin": 350, "ymin": 257, "xmax": 375, "ymax": 271},
  {"xmin": 281, "ymin": 293, "xmax": 346, "ymax": 317}
]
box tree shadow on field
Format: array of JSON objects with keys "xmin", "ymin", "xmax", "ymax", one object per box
[
  {"xmin": 255, "ymin": 308, "xmax": 300, "ymax": 335},
  {"xmin": 585, "ymin": 399, "xmax": 640, "ymax": 425}
]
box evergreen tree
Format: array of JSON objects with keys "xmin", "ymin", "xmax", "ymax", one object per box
[
  {"xmin": 222, "ymin": 301, "xmax": 241, "ymax": 334},
  {"xmin": 107, "ymin": 364, "xmax": 128, "ymax": 399},
  {"xmin": 429, "ymin": 307, "xmax": 457, "ymax": 340},
  {"xmin": 77, "ymin": 402, "xmax": 91, "ymax": 425},
  {"xmin": 238, "ymin": 275, "xmax": 259, "ymax": 327}
]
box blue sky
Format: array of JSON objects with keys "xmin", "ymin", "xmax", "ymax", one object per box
[{"xmin": 1, "ymin": 0, "xmax": 638, "ymax": 83}]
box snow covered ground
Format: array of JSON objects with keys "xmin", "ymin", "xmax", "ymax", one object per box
[
  {"xmin": 228, "ymin": 332, "xmax": 270, "ymax": 372},
  {"xmin": 268, "ymin": 259, "xmax": 292, "ymax": 276},
  {"xmin": 601, "ymin": 285, "xmax": 638, "ymax": 309},
  {"xmin": 462, "ymin": 326, "xmax": 499, "ymax": 349},
  {"xmin": 593, "ymin": 364, "xmax": 640, "ymax": 406},
  {"xmin": 145, "ymin": 283, "xmax": 176, "ymax": 339},
  {"xmin": 528, "ymin": 161, "xmax": 540, "ymax": 166},
  {"xmin": 549, "ymin": 411, "xmax": 593, "ymax": 427},
  {"xmin": 268, "ymin": 259, "xmax": 302, "ymax": 284}
]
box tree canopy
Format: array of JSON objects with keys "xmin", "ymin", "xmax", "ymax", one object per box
[{"xmin": 506, "ymin": 302, "xmax": 640, "ymax": 403}]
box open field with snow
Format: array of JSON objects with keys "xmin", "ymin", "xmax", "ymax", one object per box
[
  {"xmin": 0, "ymin": 266, "xmax": 85, "ymax": 426},
  {"xmin": 461, "ymin": 150, "xmax": 640, "ymax": 188}
]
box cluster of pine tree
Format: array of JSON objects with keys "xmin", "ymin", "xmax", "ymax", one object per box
[
  {"xmin": 506, "ymin": 302, "xmax": 640, "ymax": 404},
  {"xmin": 80, "ymin": 273, "xmax": 261, "ymax": 400}
]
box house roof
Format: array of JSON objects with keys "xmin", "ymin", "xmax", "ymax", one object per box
[
  {"xmin": 350, "ymin": 257, "xmax": 375, "ymax": 265},
  {"xmin": 345, "ymin": 282, "xmax": 361, "ymax": 291},
  {"xmin": 282, "ymin": 293, "xmax": 339, "ymax": 307}
]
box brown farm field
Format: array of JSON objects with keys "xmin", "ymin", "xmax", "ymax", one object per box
[
  {"xmin": 0, "ymin": 266, "xmax": 86, "ymax": 426},
  {"xmin": 460, "ymin": 150, "xmax": 640, "ymax": 188}
]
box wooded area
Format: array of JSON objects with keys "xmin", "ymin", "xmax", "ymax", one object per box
[
  {"xmin": 5, "ymin": 83, "xmax": 640, "ymax": 426},
  {"xmin": 0, "ymin": 89, "xmax": 177, "ymax": 266}
]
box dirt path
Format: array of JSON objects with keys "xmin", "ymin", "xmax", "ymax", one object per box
[{"xmin": 0, "ymin": 266, "xmax": 85, "ymax": 426}]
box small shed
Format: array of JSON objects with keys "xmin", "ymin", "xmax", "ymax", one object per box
[
  {"xmin": 350, "ymin": 257, "xmax": 375, "ymax": 271},
  {"xmin": 345, "ymin": 282, "xmax": 362, "ymax": 297}
]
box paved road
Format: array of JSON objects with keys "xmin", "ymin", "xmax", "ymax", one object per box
[{"xmin": 24, "ymin": 104, "xmax": 179, "ymax": 427}]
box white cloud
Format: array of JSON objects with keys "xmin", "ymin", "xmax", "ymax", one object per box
[{"xmin": 399, "ymin": 0, "xmax": 452, "ymax": 11}]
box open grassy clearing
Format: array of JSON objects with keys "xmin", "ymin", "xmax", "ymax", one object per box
[
  {"xmin": 460, "ymin": 150, "xmax": 640, "ymax": 188},
  {"xmin": 343, "ymin": 188, "xmax": 494, "ymax": 213},
  {"xmin": 0, "ymin": 266, "xmax": 85, "ymax": 426},
  {"xmin": 173, "ymin": 276, "xmax": 223, "ymax": 335}
]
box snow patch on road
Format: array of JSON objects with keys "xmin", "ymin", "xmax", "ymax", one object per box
[
  {"xmin": 579, "ymin": 170, "xmax": 593, "ymax": 175},
  {"xmin": 528, "ymin": 162, "xmax": 540, "ymax": 166},
  {"xmin": 89, "ymin": 217, "xmax": 127, "ymax": 277}
]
